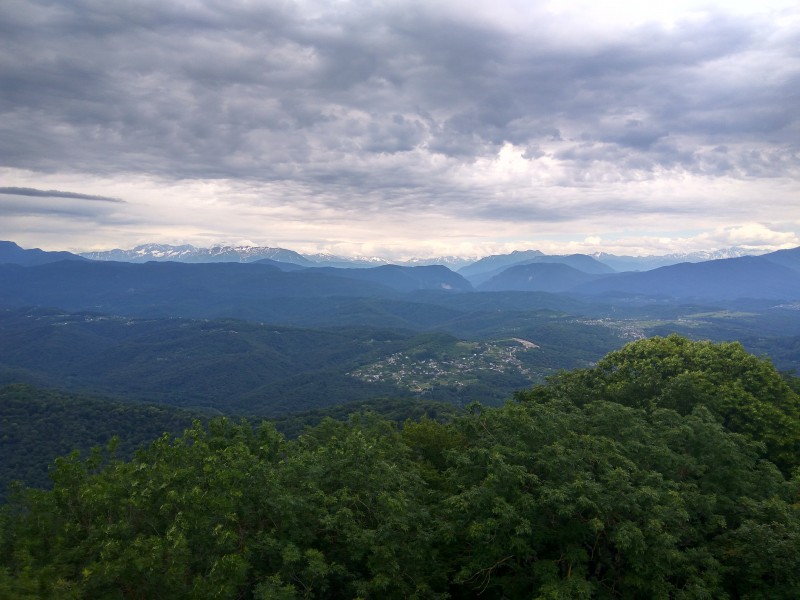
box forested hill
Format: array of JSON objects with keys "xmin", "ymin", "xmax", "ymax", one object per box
[
  {"xmin": 0, "ymin": 241, "xmax": 86, "ymax": 266},
  {"xmin": 0, "ymin": 385, "xmax": 460, "ymax": 501},
  {"xmin": 573, "ymin": 254, "xmax": 800, "ymax": 299},
  {"xmin": 0, "ymin": 384, "xmax": 203, "ymax": 501},
  {"xmin": 0, "ymin": 308, "xmax": 624, "ymax": 413},
  {"xmin": 1, "ymin": 336, "xmax": 798, "ymax": 598}
]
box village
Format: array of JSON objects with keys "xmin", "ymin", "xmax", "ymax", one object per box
[{"xmin": 349, "ymin": 338, "xmax": 543, "ymax": 393}]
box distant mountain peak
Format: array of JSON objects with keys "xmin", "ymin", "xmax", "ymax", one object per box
[
  {"xmin": 458, "ymin": 250, "xmax": 613, "ymax": 284},
  {"xmin": 0, "ymin": 240, "xmax": 86, "ymax": 266},
  {"xmin": 81, "ymin": 243, "xmax": 313, "ymax": 265},
  {"xmin": 458, "ymin": 249, "xmax": 545, "ymax": 277},
  {"xmin": 592, "ymin": 246, "xmax": 768, "ymax": 272}
]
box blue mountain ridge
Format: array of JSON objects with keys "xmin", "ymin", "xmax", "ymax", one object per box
[
  {"xmin": 0, "ymin": 241, "xmax": 86, "ymax": 266},
  {"xmin": 464, "ymin": 253, "xmax": 614, "ymax": 286},
  {"xmin": 573, "ymin": 255, "xmax": 800, "ymax": 300},
  {"xmin": 5, "ymin": 240, "xmax": 800, "ymax": 303},
  {"xmin": 478, "ymin": 262, "xmax": 602, "ymax": 293}
]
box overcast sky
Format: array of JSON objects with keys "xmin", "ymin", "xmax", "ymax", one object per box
[{"xmin": 1, "ymin": 0, "xmax": 799, "ymax": 258}]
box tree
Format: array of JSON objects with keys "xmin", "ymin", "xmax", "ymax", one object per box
[{"xmin": 517, "ymin": 335, "xmax": 800, "ymax": 473}]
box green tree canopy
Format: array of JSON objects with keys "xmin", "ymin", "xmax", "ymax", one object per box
[{"xmin": 516, "ymin": 335, "xmax": 800, "ymax": 472}]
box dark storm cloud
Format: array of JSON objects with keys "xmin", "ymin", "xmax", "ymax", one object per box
[{"xmin": 1, "ymin": 0, "xmax": 798, "ymax": 221}]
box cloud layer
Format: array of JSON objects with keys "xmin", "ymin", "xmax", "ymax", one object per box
[{"xmin": 1, "ymin": 0, "xmax": 798, "ymax": 256}]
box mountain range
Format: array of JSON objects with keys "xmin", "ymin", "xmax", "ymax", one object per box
[
  {"xmin": 573, "ymin": 254, "xmax": 800, "ymax": 300},
  {"xmin": 73, "ymin": 242, "xmax": 762, "ymax": 272},
  {"xmin": 590, "ymin": 247, "xmax": 769, "ymax": 272},
  {"xmin": 79, "ymin": 243, "xmax": 314, "ymax": 265},
  {"xmin": 3, "ymin": 240, "xmax": 800, "ymax": 303},
  {"xmin": 79, "ymin": 243, "xmax": 477, "ymax": 269}
]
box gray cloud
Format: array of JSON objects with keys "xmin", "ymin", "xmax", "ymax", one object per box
[
  {"xmin": 0, "ymin": 187, "xmax": 124, "ymax": 203},
  {"xmin": 0, "ymin": 196, "xmax": 121, "ymax": 220},
  {"xmin": 0, "ymin": 0, "xmax": 798, "ymax": 243}
]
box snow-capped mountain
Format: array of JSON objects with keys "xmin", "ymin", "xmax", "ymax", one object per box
[
  {"xmin": 79, "ymin": 243, "xmax": 769, "ymax": 273},
  {"xmin": 592, "ymin": 247, "xmax": 769, "ymax": 272},
  {"xmin": 81, "ymin": 244, "xmax": 313, "ymax": 265},
  {"xmin": 80, "ymin": 244, "xmax": 474, "ymax": 269},
  {"xmin": 303, "ymin": 253, "xmax": 388, "ymax": 268},
  {"xmin": 399, "ymin": 256, "xmax": 478, "ymax": 270},
  {"xmin": 80, "ymin": 243, "xmax": 193, "ymax": 262}
]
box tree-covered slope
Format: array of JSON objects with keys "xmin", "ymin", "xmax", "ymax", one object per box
[
  {"xmin": 0, "ymin": 241, "xmax": 86, "ymax": 266},
  {"xmin": 306, "ymin": 264, "xmax": 473, "ymax": 292},
  {"xmin": 1, "ymin": 337, "xmax": 798, "ymax": 599},
  {"xmin": 517, "ymin": 334, "xmax": 800, "ymax": 473},
  {"xmin": 0, "ymin": 308, "xmax": 625, "ymax": 413},
  {"xmin": 477, "ymin": 262, "xmax": 600, "ymax": 292},
  {"xmin": 0, "ymin": 309, "xmax": 413, "ymax": 413},
  {"xmin": 575, "ymin": 255, "xmax": 800, "ymax": 300},
  {"xmin": 0, "ymin": 260, "xmax": 400, "ymax": 315},
  {"xmin": 465, "ymin": 253, "xmax": 614, "ymax": 287},
  {"xmin": 0, "ymin": 384, "xmax": 203, "ymax": 501}
]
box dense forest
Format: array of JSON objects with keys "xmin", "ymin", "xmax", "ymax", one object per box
[
  {"xmin": 0, "ymin": 385, "xmax": 206, "ymax": 501},
  {"xmin": 0, "ymin": 385, "xmax": 460, "ymax": 499},
  {"xmin": 0, "ymin": 307, "xmax": 624, "ymax": 413},
  {"xmin": 1, "ymin": 336, "xmax": 798, "ymax": 598}
]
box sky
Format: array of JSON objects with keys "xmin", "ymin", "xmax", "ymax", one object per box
[{"xmin": 1, "ymin": 0, "xmax": 799, "ymax": 259}]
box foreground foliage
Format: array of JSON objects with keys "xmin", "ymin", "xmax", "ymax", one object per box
[
  {"xmin": 0, "ymin": 385, "xmax": 458, "ymax": 498},
  {"xmin": 1, "ymin": 336, "xmax": 799, "ymax": 598}
]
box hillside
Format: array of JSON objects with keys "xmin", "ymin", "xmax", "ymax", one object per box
[
  {"xmin": 305, "ymin": 264, "xmax": 473, "ymax": 292},
  {"xmin": 0, "ymin": 240, "xmax": 86, "ymax": 266},
  {"xmin": 0, "ymin": 260, "xmax": 400, "ymax": 315},
  {"xmin": 0, "ymin": 260, "xmax": 475, "ymax": 319},
  {"xmin": 0, "ymin": 385, "xmax": 461, "ymax": 500},
  {"xmin": 0, "ymin": 384, "xmax": 202, "ymax": 500},
  {"xmin": 0, "ymin": 310, "xmax": 410, "ymax": 414},
  {"xmin": 576, "ymin": 255, "xmax": 800, "ymax": 300},
  {"xmin": 0, "ymin": 309, "xmax": 622, "ymax": 413},
  {"xmin": 459, "ymin": 251, "xmax": 613, "ymax": 285},
  {"xmin": 478, "ymin": 262, "xmax": 601, "ymax": 292},
  {"xmin": 762, "ymin": 246, "xmax": 800, "ymax": 272},
  {"xmin": 458, "ymin": 249, "xmax": 546, "ymax": 278}
]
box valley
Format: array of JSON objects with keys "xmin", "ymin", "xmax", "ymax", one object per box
[
  {"xmin": 3, "ymin": 240, "xmax": 800, "ymax": 416},
  {"xmin": 2, "ymin": 239, "xmax": 800, "ymax": 496}
]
